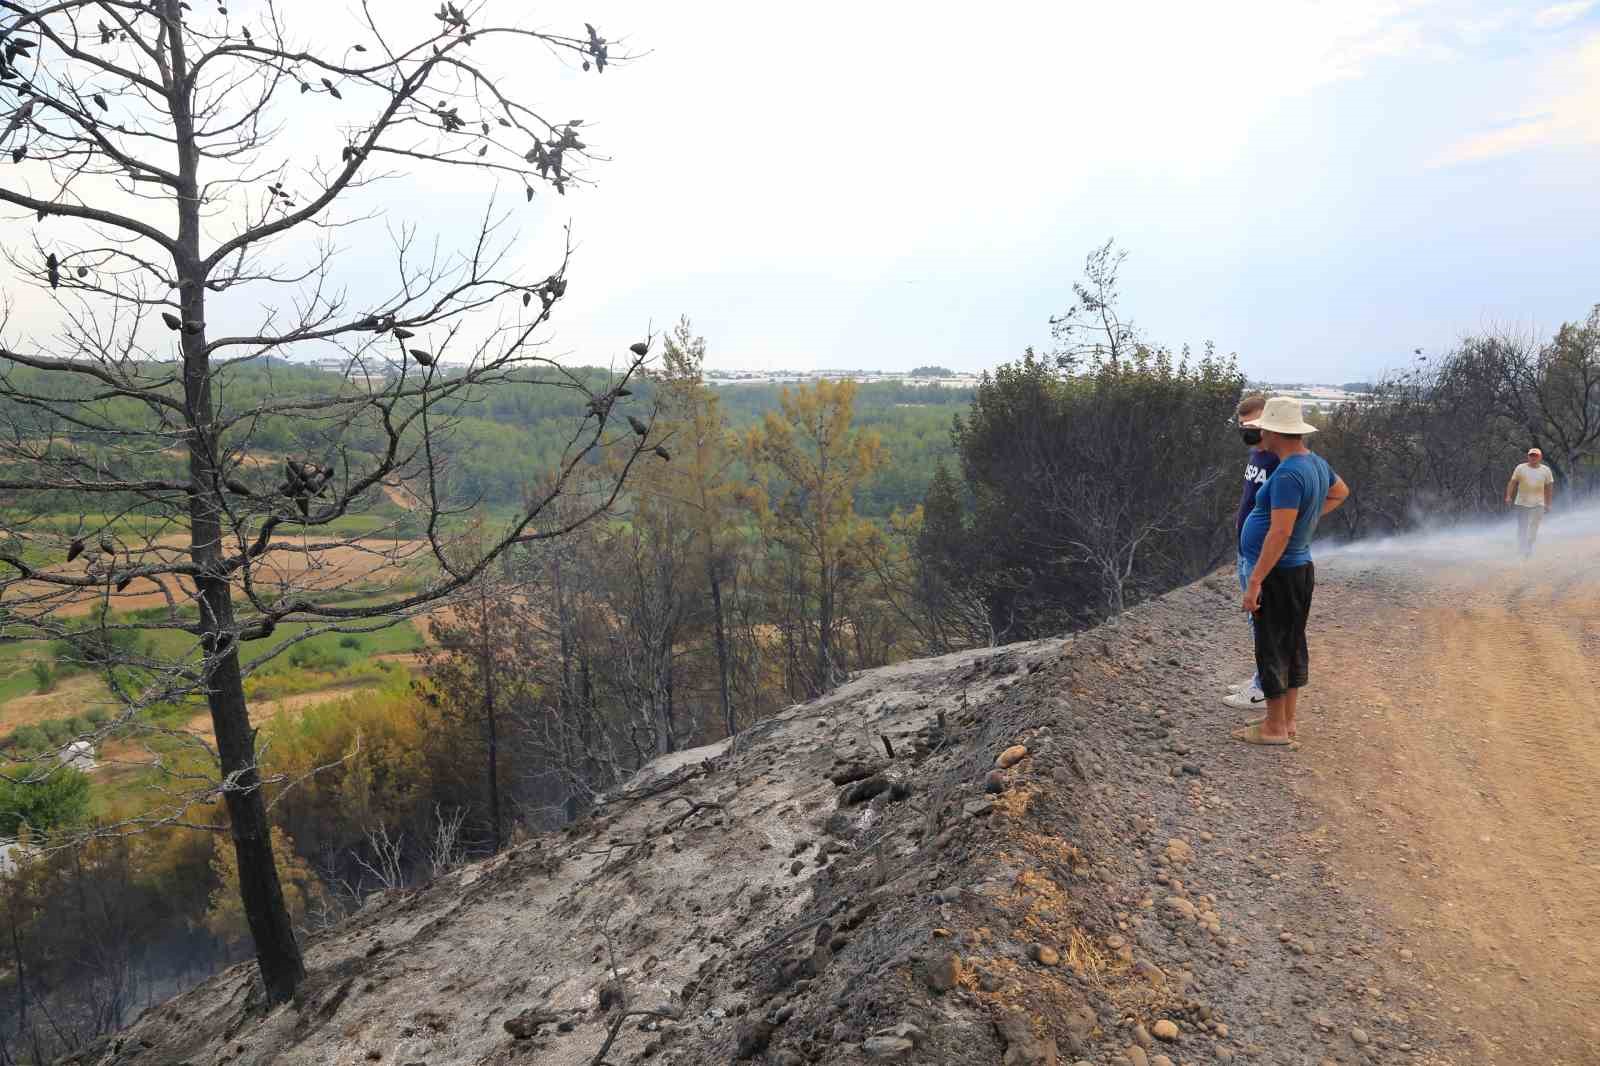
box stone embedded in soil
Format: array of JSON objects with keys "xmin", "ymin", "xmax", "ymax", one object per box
[
  {"xmin": 861, "ymin": 1035, "xmax": 913, "ymax": 1057},
  {"xmin": 828, "ymin": 761, "xmax": 882, "ymax": 786},
  {"xmin": 1350, "ymin": 1027, "xmax": 1371, "ymax": 1046},
  {"xmin": 999, "ymin": 1008, "xmax": 1060, "ymax": 1065},
  {"xmin": 1164, "ymin": 838, "xmax": 1194, "ymax": 865},
  {"xmin": 1132, "ymin": 1023, "xmax": 1153, "ymax": 1048},
  {"xmin": 996, "ymin": 744, "xmax": 1029, "ymax": 768},
  {"xmin": 840, "ymin": 775, "xmax": 891, "ymax": 806},
  {"xmin": 1032, "ymin": 943, "xmax": 1060, "ymax": 966},
  {"xmin": 823, "ymin": 812, "xmax": 854, "ymax": 837},
  {"xmin": 1151, "ymin": 1019, "xmax": 1180, "ymax": 1042},
  {"xmin": 1126, "ymin": 1046, "xmax": 1150, "ymax": 1066},
  {"xmin": 1131, "ymin": 958, "xmax": 1166, "ymax": 985},
  {"xmin": 1165, "ymin": 896, "xmax": 1198, "ymax": 921},
  {"xmin": 864, "ymin": 1023, "xmax": 924, "ymax": 1057},
  {"xmin": 1150, "ymin": 1056, "xmax": 1175, "ymax": 1066},
  {"xmin": 734, "ymin": 1017, "xmax": 775, "ymax": 1059},
  {"xmin": 924, "ymin": 950, "xmax": 963, "ymax": 992},
  {"xmin": 985, "ymin": 769, "xmax": 1009, "ymax": 793},
  {"xmin": 502, "ymin": 1009, "xmax": 561, "ymax": 1039}
]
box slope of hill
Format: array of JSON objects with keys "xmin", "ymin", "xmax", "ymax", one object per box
[{"xmin": 63, "ymin": 533, "xmax": 1600, "ymax": 1066}]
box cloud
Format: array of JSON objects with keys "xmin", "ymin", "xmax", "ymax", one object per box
[
  {"xmin": 1533, "ymin": 1, "xmax": 1596, "ymax": 30},
  {"xmin": 1433, "ymin": 31, "xmax": 1600, "ymax": 165}
]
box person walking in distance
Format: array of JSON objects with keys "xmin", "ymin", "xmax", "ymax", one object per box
[
  {"xmin": 1505, "ymin": 447, "xmax": 1554, "ymax": 559},
  {"xmin": 1234, "ymin": 397, "xmax": 1349, "ymax": 746},
  {"xmin": 1224, "ymin": 394, "xmax": 1277, "ymax": 713}
]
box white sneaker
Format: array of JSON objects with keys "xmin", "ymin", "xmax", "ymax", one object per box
[
  {"xmin": 1227, "ymin": 676, "xmax": 1256, "ymax": 693},
  {"xmin": 1223, "ymin": 686, "xmax": 1267, "ymax": 710}
]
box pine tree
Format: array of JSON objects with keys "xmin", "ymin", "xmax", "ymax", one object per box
[{"xmin": 745, "ymin": 380, "xmax": 886, "ymax": 696}]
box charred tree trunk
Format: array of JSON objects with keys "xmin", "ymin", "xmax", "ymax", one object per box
[
  {"xmin": 9, "ymin": 909, "xmax": 25, "ymax": 1031},
  {"xmin": 479, "ymin": 595, "xmax": 503, "ymax": 854},
  {"xmin": 199, "ymin": 596, "xmax": 305, "ymax": 1004},
  {"xmin": 816, "ymin": 566, "xmax": 834, "ymax": 698},
  {"xmin": 708, "ymin": 562, "xmax": 733, "ymax": 738},
  {"xmin": 170, "ymin": 5, "xmax": 303, "ymax": 1002},
  {"xmin": 661, "ymin": 634, "xmax": 677, "ymax": 754}
]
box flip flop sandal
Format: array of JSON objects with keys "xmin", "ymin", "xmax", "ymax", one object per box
[
  {"xmin": 1232, "ymin": 723, "xmax": 1292, "ymax": 747},
  {"xmin": 1247, "ymin": 716, "xmax": 1296, "ymax": 739}
]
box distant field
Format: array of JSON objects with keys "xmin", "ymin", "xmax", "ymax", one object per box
[
  {"xmin": 0, "ymin": 617, "xmax": 424, "ymax": 734},
  {"xmin": 0, "ymin": 529, "xmax": 440, "ymax": 784},
  {"xmin": 7, "ymin": 536, "xmax": 433, "ymax": 619}
]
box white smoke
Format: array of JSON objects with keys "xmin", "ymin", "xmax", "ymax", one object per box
[{"xmin": 1319, "ymin": 499, "xmax": 1600, "ymax": 573}]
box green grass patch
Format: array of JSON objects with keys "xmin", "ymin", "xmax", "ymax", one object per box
[
  {"xmin": 0, "ymin": 660, "xmax": 46, "ymax": 703},
  {"xmin": 242, "ymin": 657, "xmax": 401, "ymax": 702}
]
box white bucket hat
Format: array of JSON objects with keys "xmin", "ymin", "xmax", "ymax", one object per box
[{"xmin": 1241, "ymin": 396, "xmax": 1318, "ymax": 435}]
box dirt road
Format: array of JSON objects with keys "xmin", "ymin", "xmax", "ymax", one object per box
[{"xmin": 1307, "ymin": 532, "xmax": 1600, "ymax": 1063}]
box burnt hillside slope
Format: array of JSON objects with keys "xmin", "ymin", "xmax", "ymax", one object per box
[{"xmin": 66, "ymin": 570, "xmax": 1458, "ymax": 1066}]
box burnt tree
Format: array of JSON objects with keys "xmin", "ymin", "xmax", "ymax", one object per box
[{"xmin": 0, "ymin": 0, "xmax": 653, "ymax": 1004}]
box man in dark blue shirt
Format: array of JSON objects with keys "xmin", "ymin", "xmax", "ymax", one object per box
[
  {"xmin": 1224, "ymin": 394, "xmax": 1278, "ymax": 711},
  {"xmin": 1235, "ymin": 397, "xmax": 1349, "ymax": 746}
]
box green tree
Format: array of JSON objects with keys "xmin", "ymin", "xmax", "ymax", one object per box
[
  {"xmin": 745, "ymin": 380, "xmax": 887, "ymax": 696},
  {"xmin": 657, "ymin": 320, "xmax": 746, "ymax": 737},
  {"xmin": 952, "ymin": 243, "xmax": 1247, "ymax": 631},
  {"xmin": 0, "ymin": 766, "xmax": 90, "ymax": 838},
  {"xmin": 912, "ymin": 461, "xmax": 974, "ymax": 652}
]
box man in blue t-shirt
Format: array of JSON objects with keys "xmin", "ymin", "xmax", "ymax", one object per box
[
  {"xmin": 1223, "ymin": 394, "xmax": 1278, "ymax": 712},
  {"xmin": 1234, "ymin": 397, "xmax": 1349, "ymax": 747}
]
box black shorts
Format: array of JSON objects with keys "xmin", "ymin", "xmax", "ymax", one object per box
[{"xmin": 1253, "ymin": 561, "xmax": 1314, "ymax": 699}]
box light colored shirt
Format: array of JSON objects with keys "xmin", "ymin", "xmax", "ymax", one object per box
[{"xmin": 1510, "ymin": 462, "xmax": 1554, "ymax": 508}]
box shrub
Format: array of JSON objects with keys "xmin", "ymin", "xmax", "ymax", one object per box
[
  {"xmin": 84, "ymin": 707, "xmax": 109, "ymax": 726},
  {"xmin": 30, "ymin": 660, "xmax": 54, "ymax": 693},
  {"xmin": 0, "ymin": 764, "xmax": 91, "ymax": 836},
  {"xmin": 338, "ymin": 635, "xmax": 364, "ymax": 650},
  {"xmin": 40, "ymin": 719, "xmax": 70, "ymax": 745},
  {"xmin": 286, "ymin": 644, "xmax": 351, "ymax": 673},
  {"xmin": 9, "ymin": 726, "xmax": 45, "ymax": 753},
  {"xmin": 144, "ymin": 701, "xmax": 193, "ymax": 722}
]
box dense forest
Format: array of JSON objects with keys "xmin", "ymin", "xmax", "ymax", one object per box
[{"xmin": 0, "ymin": 358, "xmax": 970, "ymax": 527}]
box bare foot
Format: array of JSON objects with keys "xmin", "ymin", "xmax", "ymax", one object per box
[
  {"xmin": 1248, "ymin": 716, "xmax": 1297, "ymax": 740},
  {"xmin": 1232, "ymin": 722, "xmax": 1292, "ymax": 747}
]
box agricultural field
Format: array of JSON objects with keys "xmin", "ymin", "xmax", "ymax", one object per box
[{"xmin": 0, "ymin": 535, "xmax": 440, "ymax": 814}]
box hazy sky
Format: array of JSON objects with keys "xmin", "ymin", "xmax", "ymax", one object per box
[
  {"xmin": 7, "ymin": 0, "xmax": 1600, "ymax": 384},
  {"xmin": 531, "ymin": 0, "xmax": 1600, "ymax": 383}
]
